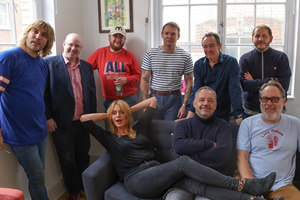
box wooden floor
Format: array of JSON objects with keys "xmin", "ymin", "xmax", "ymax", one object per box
[{"xmin": 57, "ymin": 191, "xmax": 87, "ymax": 200}]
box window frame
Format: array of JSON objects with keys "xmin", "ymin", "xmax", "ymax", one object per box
[
  {"xmin": 0, "ymin": 0, "xmax": 37, "ymax": 49},
  {"xmin": 154, "ymin": 0, "xmax": 298, "ymax": 98},
  {"xmin": 0, "ymin": 1, "xmax": 10, "ymax": 30}
]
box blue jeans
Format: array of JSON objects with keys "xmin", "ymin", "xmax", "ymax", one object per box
[
  {"xmin": 124, "ymin": 156, "xmax": 253, "ymax": 200},
  {"xmin": 151, "ymin": 93, "xmax": 182, "ymax": 120},
  {"xmin": 10, "ymin": 138, "xmax": 48, "ymax": 200},
  {"xmin": 103, "ymin": 94, "xmax": 139, "ymax": 130}
]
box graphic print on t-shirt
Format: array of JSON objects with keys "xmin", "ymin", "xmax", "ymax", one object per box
[
  {"xmin": 261, "ymin": 129, "xmax": 283, "ymax": 152},
  {"xmin": 104, "ymin": 61, "xmax": 127, "ymax": 80},
  {"xmin": 104, "ymin": 61, "xmax": 127, "ymax": 74}
]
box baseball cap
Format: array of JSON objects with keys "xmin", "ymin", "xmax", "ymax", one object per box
[{"xmin": 110, "ymin": 26, "xmax": 126, "ymax": 37}]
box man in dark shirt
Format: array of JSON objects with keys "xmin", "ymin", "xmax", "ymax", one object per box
[
  {"xmin": 185, "ymin": 32, "xmax": 243, "ymax": 125},
  {"xmin": 239, "ymin": 24, "xmax": 291, "ymax": 118},
  {"xmin": 165, "ymin": 86, "xmax": 233, "ymax": 200}
]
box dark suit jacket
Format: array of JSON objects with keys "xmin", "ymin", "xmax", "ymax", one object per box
[{"xmin": 44, "ymin": 54, "xmax": 97, "ymax": 129}]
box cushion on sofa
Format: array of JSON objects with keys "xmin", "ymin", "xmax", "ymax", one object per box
[
  {"xmin": 105, "ymin": 182, "xmax": 162, "ymax": 200},
  {"xmin": 148, "ymin": 120, "xmax": 179, "ymax": 163}
]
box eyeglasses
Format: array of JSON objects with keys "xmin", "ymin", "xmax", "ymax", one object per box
[
  {"xmin": 260, "ymin": 96, "xmax": 284, "ymax": 103},
  {"xmin": 65, "ymin": 42, "xmax": 81, "ymax": 49}
]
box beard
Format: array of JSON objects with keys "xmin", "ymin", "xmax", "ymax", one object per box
[
  {"xmin": 196, "ymin": 105, "xmax": 213, "ymax": 119},
  {"xmin": 110, "ymin": 41, "xmax": 124, "ymax": 51},
  {"xmin": 261, "ymin": 105, "xmax": 282, "ymax": 122},
  {"xmin": 262, "ymin": 111, "xmax": 279, "ymax": 121},
  {"xmin": 255, "ymin": 41, "xmax": 270, "ymax": 52}
]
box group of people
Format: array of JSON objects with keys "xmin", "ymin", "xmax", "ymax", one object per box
[{"xmin": 0, "ymin": 18, "xmax": 298, "ymax": 200}]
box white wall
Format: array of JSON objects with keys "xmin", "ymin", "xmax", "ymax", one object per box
[{"xmin": 80, "ymin": 0, "xmax": 150, "ymax": 158}]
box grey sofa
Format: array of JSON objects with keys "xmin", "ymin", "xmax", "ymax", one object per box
[{"xmin": 82, "ymin": 119, "xmax": 239, "ymax": 200}]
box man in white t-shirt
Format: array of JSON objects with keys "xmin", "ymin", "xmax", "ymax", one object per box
[{"xmin": 237, "ymin": 80, "xmax": 300, "ymax": 200}]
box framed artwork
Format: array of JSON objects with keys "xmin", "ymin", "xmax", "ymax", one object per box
[{"xmin": 98, "ymin": 0, "xmax": 133, "ymax": 33}]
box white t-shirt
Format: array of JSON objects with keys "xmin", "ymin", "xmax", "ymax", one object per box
[{"xmin": 237, "ymin": 114, "xmax": 300, "ymax": 191}]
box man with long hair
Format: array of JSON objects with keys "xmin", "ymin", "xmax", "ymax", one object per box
[{"xmin": 0, "ymin": 19, "xmax": 55, "ymax": 200}]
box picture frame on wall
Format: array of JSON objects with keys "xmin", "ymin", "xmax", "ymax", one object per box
[{"xmin": 98, "ymin": 0, "xmax": 133, "ymax": 33}]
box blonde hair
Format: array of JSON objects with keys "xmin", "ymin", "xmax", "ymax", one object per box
[
  {"xmin": 107, "ymin": 100, "xmax": 136, "ymax": 139},
  {"xmin": 19, "ymin": 19, "xmax": 55, "ymax": 57}
]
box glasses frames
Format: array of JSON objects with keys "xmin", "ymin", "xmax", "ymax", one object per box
[
  {"xmin": 65, "ymin": 42, "xmax": 81, "ymax": 49},
  {"xmin": 260, "ymin": 96, "xmax": 284, "ymax": 103}
]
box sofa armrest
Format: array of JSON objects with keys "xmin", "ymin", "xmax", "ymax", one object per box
[{"xmin": 82, "ymin": 152, "xmax": 118, "ymax": 200}]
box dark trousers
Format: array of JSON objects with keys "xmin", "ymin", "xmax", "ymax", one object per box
[{"xmin": 52, "ymin": 120, "xmax": 90, "ymax": 195}]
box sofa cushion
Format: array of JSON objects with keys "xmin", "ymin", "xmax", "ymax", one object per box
[
  {"xmin": 105, "ymin": 182, "xmax": 162, "ymax": 200},
  {"xmin": 0, "ymin": 188, "xmax": 24, "ymax": 200},
  {"xmin": 148, "ymin": 120, "xmax": 179, "ymax": 163},
  {"xmin": 164, "ymin": 188, "xmax": 210, "ymax": 200}
]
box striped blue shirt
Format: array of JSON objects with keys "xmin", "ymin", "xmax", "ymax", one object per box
[{"xmin": 141, "ymin": 47, "xmax": 193, "ymax": 91}]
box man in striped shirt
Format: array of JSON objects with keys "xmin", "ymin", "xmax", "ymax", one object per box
[{"xmin": 140, "ymin": 22, "xmax": 194, "ymax": 120}]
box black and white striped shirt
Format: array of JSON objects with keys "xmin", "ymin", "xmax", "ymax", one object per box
[{"xmin": 141, "ymin": 47, "xmax": 193, "ymax": 91}]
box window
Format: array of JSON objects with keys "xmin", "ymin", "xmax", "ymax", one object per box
[
  {"xmin": 0, "ymin": 2, "xmax": 9, "ymax": 29},
  {"xmin": 158, "ymin": 0, "xmax": 297, "ymax": 96},
  {"xmin": 0, "ymin": 0, "xmax": 35, "ymax": 52},
  {"xmin": 160, "ymin": 0, "xmax": 218, "ymax": 61},
  {"xmin": 225, "ymin": 0, "xmax": 287, "ymax": 59},
  {"xmin": 159, "ymin": 0, "xmax": 295, "ymax": 62}
]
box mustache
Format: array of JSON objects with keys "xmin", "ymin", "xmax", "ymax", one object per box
[
  {"xmin": 264, "ymin": 105, "xmax": 275, "ymax": 109},
  {"xmin": 200, "ymin": 105, "xmax": 211, "ymax": 109}
]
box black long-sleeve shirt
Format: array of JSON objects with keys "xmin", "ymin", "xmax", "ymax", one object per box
[
  {"xmin": 173, "ymin": 114, "xmax": 232, "ymax": 173},
  {"xmin": 82, "ymin": 107, "xmax": 156, "ymax": 180}
]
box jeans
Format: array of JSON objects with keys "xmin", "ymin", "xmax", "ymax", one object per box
[
  {"xmin": 151, "ymin": 93, "xmax": 182, "ymax": 120},
  {"xmin": 10, "ymin": 137, "xmax": 48, "ymax": 200},
  {"xmin": 52, "ymin": 120, "xmax": 90, "ymax": 195},
  {"xmin": 124, "ymin": 156, "xmax": 253, "ymax": 200},
  {"xmin": 103, "ymin": 94, "xmax": 138, "ymax": 130}
]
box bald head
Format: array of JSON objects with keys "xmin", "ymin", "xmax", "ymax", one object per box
[
  {"xmin": 63, "ymin": 33, "xmax": 83, "ymax": 62},
  {"xmin": 65, "ymin": 33, "xmax": 82, "ymax": 45}
]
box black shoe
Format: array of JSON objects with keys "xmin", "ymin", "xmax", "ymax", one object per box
[{"xmin": 241, "ymin": 172, "xmax": 276, "ymax": 196}]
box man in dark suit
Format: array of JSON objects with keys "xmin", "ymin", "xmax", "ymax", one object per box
[{"xmin": 44, "ymin": 33, "xmax": 96, "ymax": 200}]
